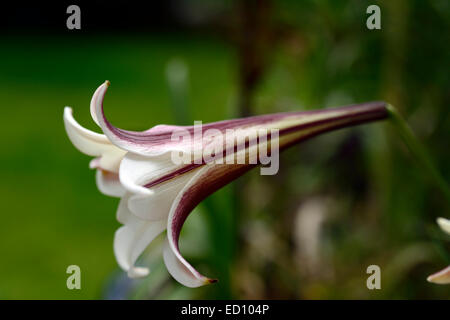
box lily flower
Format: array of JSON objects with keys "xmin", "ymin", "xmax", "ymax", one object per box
[
  {"xmin": 427, "ymin": 217, "xmax": 450, "ymax": 284},
  {"xmin": 64, "ymin": 81, "xmax": 388, "ymax": 287}
]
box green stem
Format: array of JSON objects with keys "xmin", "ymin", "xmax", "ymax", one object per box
[{"xmin": 387, "ymin": 104, "xmax": 450, "ymax": 204}]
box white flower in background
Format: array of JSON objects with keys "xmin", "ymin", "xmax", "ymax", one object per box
[
  {"xmin": 427, "ymin": 217, "xmax": 450, "ymax": 284},
  {"xmin": 64, "ymin": 81, "xmax": 388, "ymax": 287}
]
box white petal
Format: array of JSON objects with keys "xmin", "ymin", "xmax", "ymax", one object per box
[
  {"xmin": 119, "ymin": 153, "xmax": 177, "ymax": 195},
  {"xmin": 116, "ymin": 194, "xmax": 132, "ymax": 224},
  {"xmin": 64, "ymin": 106, "xmax": 109, "ymax": 155},
  {"xmin": 123, "ymin": 159, "xmax": 200, "ymax": 221},
  {"xmin": 127, "ymin": 182, "xmax": 191, "ymax": 221},
  {"xmin": 113, "ymin": 216, "xmax": 166, "ymax": 278},
  {"xmin": 63, "ymin": 107, "xmax": 126, "ymax": 172},
  {"xmin": 119, "ymin": 153, "xmax": 200, "ymax": 221},
  {"xmin": 90, "ymin": 83, "xmax": 103, "ymax": 127},
  {"xmin": 95, "ymin": 170, "xmax": 126, "ymax": 198},
  {"xmin": 437, "ymin": 217, "xmax": 450, "ymax": 235}
]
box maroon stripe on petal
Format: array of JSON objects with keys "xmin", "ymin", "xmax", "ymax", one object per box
[
  {"xmin": 279, "ymin": 101, "xmax": 387, "ymax": 136},
  {"xmin": 144, "ymin": 163, "xmax": 204, "ymax": 188},
  {"xmin": 143, "ymin": 102, "xmax": 388, "ymax": 188},
  {"xmin": 100, "ymin": 81, "xmax": 387, "ymax": 157},
  {"xmin": 166, "ymin": 102, "xmax": 388, "ymax": 283}
]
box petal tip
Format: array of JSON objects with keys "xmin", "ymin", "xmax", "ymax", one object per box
[
  {"xmin": 205, "ymin": 278, "xmax": 218, "ymax": 285},
  {"xmin": 63, "ymin": 106, "xmax": 74, "ymax": 122},
  {"xmin": 90, "ymin": 82, "xmax": 110, "ymax": 127},
  {"xmin": 436, "ymin": 217, "xmax": 450, "ymax": 235},
  {"xmin": 427, "ymin": 266, "xmax": 450, "ymax": 285},
  {"xmin": 426, "ymin": 274, "xmax": 442, "ymax": 284},
  {"xmin": 89, "ymin": 158, "xmax": 100, "ymax": 169},
  {"xmin": 127, "ymin": 267, "xmax": 150, "ymax": 279}
]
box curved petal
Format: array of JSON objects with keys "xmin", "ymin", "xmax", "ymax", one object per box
[
  {"xmin": 163, "ymin": 239, "xmax": 217, "ymax": 287},
  {"xmin": 92, "ymin": 81, "xmax": 190, "ymax": 156},
  {"xmin": 113, "ymin": 214, "xmax": 166, "ymax": 278},
  {"xmin": 427, "ymin": 265, "xmax": 450, "ymax": 284},
  {"xmin": 91, "ymin": 80, "xmax": 387, "ymax": 164},
  {"xmin": 164, "ymin": 164, "xmax": 255, "ymax": 287},
  {"xmin": 95, "ymin": 170, "xmax": 126, "ymax": 198},
  {"xmin": 163, "ymin": 166, "xmax": 214, "ymax": 287},
  {"xmin": 90, "ymin": 82, "xmax": 103, "ymax": 127},
  {"xmin": 63, "ymin": 106, "xmax": 126, "ymax": 172}
]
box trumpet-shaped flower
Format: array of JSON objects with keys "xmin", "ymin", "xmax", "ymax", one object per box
[
  {"xmin": 427, "ymin": 217, "xmax": 450, "ymax": 284},
  {"xmin": 64, "ymin": 81, "xmax": 388, "ymax": 287}
]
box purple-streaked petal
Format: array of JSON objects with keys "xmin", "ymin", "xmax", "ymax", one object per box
[
  {"xmin": 92, "ymin": 81, "xmax": 186, "ymax": 156},
  {"xmin": 163, "ymin": 167, "xmax": 213, "ymax": 287},
  {"xmin": 63, "ymin": 106, "xmax": 126, "ymax": 172},
  {"xmin": 147, "ymin": 101, "xmax": 387, "ymax": 187},
  {"xmin": 427, "ymin": 265, "xmax": 450, "ymax": 284},
  {"xmin": 162, "ymin": 97, "xmax": 386, "ymax": 285},
  {"xmin": 91, "ymin": 81, "xmax": 388, "ymax": 159}
]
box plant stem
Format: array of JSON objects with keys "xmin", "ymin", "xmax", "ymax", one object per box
[{"xmin": 387, "ymin": 104, "xmax": 450, "ymax": 204}]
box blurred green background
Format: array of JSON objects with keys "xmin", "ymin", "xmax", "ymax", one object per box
[{"xmin": 0, "ymin": 0, "xmax": 449, "ymax": 299}]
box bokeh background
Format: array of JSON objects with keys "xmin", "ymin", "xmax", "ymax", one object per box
[{"xmin": 0, "ymin": 0, "xmax": 449, "ymax": 299}]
